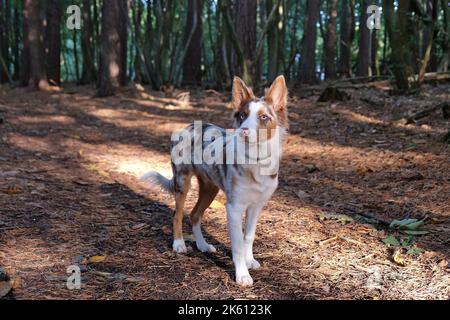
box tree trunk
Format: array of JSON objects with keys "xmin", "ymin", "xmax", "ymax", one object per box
[
  {"xmin": 356, "ymin": 0, "xmax": 371, "ymax": 77},
  {"xmin": 118, "ymin": 0, "xmax": 129, "ymax": 86},
  {"xmin": 25, "ymin": 0, "xmax": 50, "ymax": 90},
  {"xmin": 438, "ymin": 0, "xmax": 449, "ymax": 71},
  {"xmin": 371, "ymin": 29, "xmax": 379, "ymax": 76},
  {"xmin": 12, "ymin": 4, "xmax": 20, "ymax": 80},
  {"xmin": 383, "ymin": 0, "xmax": 413, "ymax": 92},
  {"xmin": 80, "ymin": 0, "xmax": 96, "ymax": 84},
  {"xmin": 324, "ymin": 0, "xmax": 338, "ymax": 80},
  {"xmin": 0, "ymin": 0, "xmax": 10, "ymax": 83},
  {"xmin": 338, "ymin": 0, "xmax": 355, "ymax": 78},
  {"xmin": 235, "ymin": 0, "xmax": 257, "ymax": 85},
  {"xmin": 266, "ymin": 0, "xmax": 283, "ymax": 83},
  {"xmin": 298, "ymin": 0, "xmax": 321, "ymax": 84},
  {"xmin": 132, "ymin": 0, "xmax": 143, "ymax": 82},
  {"xmin": 425, "ymin": 0, "xmax": 438, "ymax": 71},
  {"xmin": 46, "ymin": 0, "xmax": 61, "ymax": 85},
  {"xmin": 183, "ymin": 0, "xmax": 203, "ymax": 86},
  {"xmin": 20, "ymin": 0, "xmax": 30, "ymax": 86},
  {"xmin": 97, "ymin": 0, "xmax": 127, "ymax": 96}
]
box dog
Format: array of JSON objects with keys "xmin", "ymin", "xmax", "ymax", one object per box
[{"xmin": 142, "ymin": 75, "xmax": 289, "ymax": 286}]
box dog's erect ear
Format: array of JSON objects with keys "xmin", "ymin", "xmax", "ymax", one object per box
[
  {"xmin": 231, "ymin": 76, "xmax": 255, "ymax": 110},
  {"xmin": 265, "ymin": 75, "xmax": 288, "ymax": 112}
]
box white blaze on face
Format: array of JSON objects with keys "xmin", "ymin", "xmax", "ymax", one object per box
[
  {"xmin": 241, "ymin": 101, "xmax": 264, "ymax": 130},
  {"xmin": 240, "ymin": 101, "xmax": 264, "ymax": 144}
]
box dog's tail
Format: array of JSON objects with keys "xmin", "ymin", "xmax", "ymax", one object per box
[{"xmin": 141, "ymin": 172, "xmax": 174, "ymax": 194}]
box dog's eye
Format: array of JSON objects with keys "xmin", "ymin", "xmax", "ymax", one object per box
[
  {"xmin": 260, "ymin": 114, "xmax": 268, "ymax": 121},
  {"xmin": 240, "ymin": 112, "xmax": 247, "ymax": 120}
]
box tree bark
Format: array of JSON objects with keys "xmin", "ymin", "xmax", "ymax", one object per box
[
  {"xmin": 183, "ymin": 0, "xmax": 203, "ymax": 86},
  {"xmin": 97, "ymin": 0, "xmax": 127, "ymax": 96},
  {"xmin": 46, "ymin": 0, "xmax": 61, "ymax": 85},
  {"xmin": 24, "ymin": 0, "xmax": 50, "ymax": 90},
  {"xmin": 266, "ymin": 0, "xmax": 283, "ymax": 83},
  {"xmin": 324, "ymin": 0, "xmax": 338, "ymax": 80},
  {"xmin": 298, "ymin": 0, "xmax": 321, "ymax": 84},
  {"xmin": 356, "ymin": 0, "xmax": 371, "ymax": 77},
  {"xmin": 0, "ymin": 0, "xmax": 10, "ymax": 83},
  {"xmin": 425, "ymin": 0, "xmax": 438, "ymax": 71},
  {"xmin": 438, "ymin": 0, "xmax": 449, "ymax": 71},
  {"xmin": 383, "ymin": 0, "xmax": 413, "ymax": 92},
  {"xmin": 339, "ymin": 0, "xmax": 355, "ymax": 78},
  {"xmin": 118, "ymin": 0, "xmax": 129, "ymax": 86},
  {"xmin": 371, "ymin": 29, "xmax": 379, "ymax": 76},
  {"xmin": 80, "ymin": 0, "xmax": 96, "ymax": 84},
  {"xmin": 132, "ymin": 0, "xmax": 143, "ymax": 82}
]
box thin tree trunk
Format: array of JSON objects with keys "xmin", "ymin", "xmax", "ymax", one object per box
[
  {"xmin": 371, "ymin": 29, "xmax": 379, "ymax": 76},
  {"xmin": 356, "ymin": 0, "xmax": 371, "ymax": 77},
  {"xmin": 97, "ymin": 0, "xmax": 124, "ymax": 96},
  {"xmin": 426, "ymin": 0, "xmax": 438, "ymax": 71},
  {"xmin": 12, "ymin": 4, "xmax": 20, "ymax": 80},
  {"xmin": 298, "ymin": 0, "xmax": 321, "ymax": 84},
  {"xmin": 324, "ymin": 0, "xmax": 338, "ymax": 80},
  {"xmin": 73, "ymin": 30, "xmax": 79, "ymax": 82},
  {"xmin": 383, "ymin": 0, "xmax": 413, "ymax": 92},
  {"xmin": 20, "ymin": 0, "xmax": 30, "ymax": 86},
  {"xmin": 233, "ymin": 0, "xmax": 257, "ymax": 85},
  {"xmin": 80, "ymin": 0, "xmax": 96, "ymax": 84},
  {"xmin": 132, "ymin": 0, "xmax": 143, "ymax": 82},
  {"xmin": 266, "ymin": 0, "xmax": 281, "ymax": 83},
  {"xmin": 46, "ymin": 0, "xmax": 61, "ymax": 85},
  {"xmin": 25, "ymin": 0, "xmax": 50, "ymax": 90},
  {"xmin": 118, "ymin": 0, "xmax": 129, "ymax": 86},
  {"xmin": 418, "ymin": 0, "xmax": 438, "ymax": 83},
  {"xmin": 339, "ymin": 0, "xmax": 355, "ymax": 78},
  {"xmin": 438, "ymin": 0, "xmax": 449, "ymax": 71},
  {"xmin": 0, "ymin": 0, "xmax": 10, "ymax": 83},
  {"xmin": 183, "ymin": 0, "xmax": 203, "ymax": 86}
]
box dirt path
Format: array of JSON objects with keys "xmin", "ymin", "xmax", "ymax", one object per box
[{"xmin": 0, "ymin": 84, "xmax": 449, "ymax": 299}]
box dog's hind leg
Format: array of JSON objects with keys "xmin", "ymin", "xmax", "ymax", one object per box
[
  {"xmin": 172, "ymin": 172, "xmax": 192, "ymax": 253},
  {"xmin": 190, "ymin": 177, "xmax": 219, "ymax": 253}
]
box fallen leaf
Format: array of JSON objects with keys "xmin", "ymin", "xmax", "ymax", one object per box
[
  {"xmin": 382, "ymin": 235, "xmax": 400, "ymax": 246},
  {"xmin": 403, "ymin": 230, "xmax": 429, "ymax": 235},
  {"xmin": 390, "ymin": 218, "xmax": 429, "ymax": 235},
  {"xmin": 210, "ymin": 200, "xmax": 225, "ymax": 209},
  {"xmin": 318, "ymin": 213, "xmax": 353, "ymax": 225},
  {"xmin": 438, "ymin": 260, "xmax": 448, "ymax": 269},
  {"xmin": 88, "ymin": 255, "xmax": 107, "ymax": 263},
  {"xmin": 406, "ymin": 248, "xmax": 423, "ymax": 255},
  {"xmin": 392, "ymin": 249, "xmax": 406, "ymax": 266}
]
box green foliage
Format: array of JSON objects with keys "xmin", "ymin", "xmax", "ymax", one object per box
[{"xmin": 0, "ymin": 0, "xmax": 449, "ymax": 87}]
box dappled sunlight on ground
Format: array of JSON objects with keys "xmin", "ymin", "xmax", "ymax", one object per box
[{"xmin": 0, "ymin": 84, "xmax": 449, "ymax": 299}]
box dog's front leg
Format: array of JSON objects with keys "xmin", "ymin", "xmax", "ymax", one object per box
[
  {"xmin": 244, "ymin": 203, "xmax": 265, "ymax": 269},
  {"xmin": 226, "ymin": 203, "xmax": 253, "ymax": 287}
]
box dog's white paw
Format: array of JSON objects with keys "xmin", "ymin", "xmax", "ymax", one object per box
[
  {"xmin": 246, "ymin": 259, "xmax": 261, "ymax": 270},
  {"xmin": 236, "ymin": 273, "xmax": 254, "ymax": 287},
  {"xmin": 172, "ymin": 239, "xmax": 187, "ymax": 253},
  {"xmin": 197, "ymin": 243, "xmax": 217, "ymax": 253}
]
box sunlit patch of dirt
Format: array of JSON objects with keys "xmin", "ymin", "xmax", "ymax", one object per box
[{"xmin": 0, "ymin": 84, "xmax": 449, "ymax": 300}]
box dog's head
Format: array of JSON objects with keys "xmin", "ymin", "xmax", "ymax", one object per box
[{"xmin": 231, "ymin": 76, "xmax": 288, "ymax": 143}]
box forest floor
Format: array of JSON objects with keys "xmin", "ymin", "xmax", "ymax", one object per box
[{"xmin": 0, "ymin": 82, "xmax": 449, "ymax": 300}]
